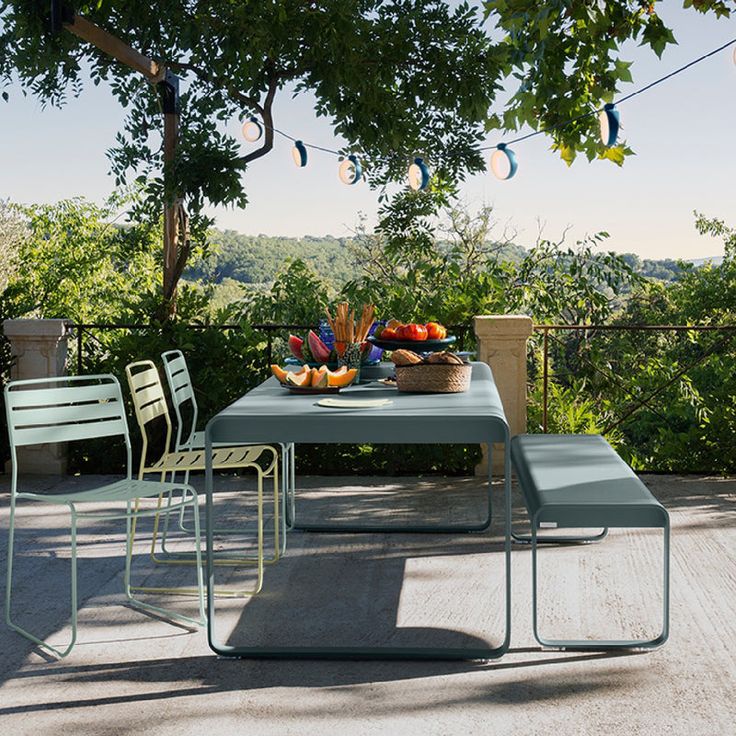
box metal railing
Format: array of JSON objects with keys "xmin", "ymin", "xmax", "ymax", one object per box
[
  {"xmin": 68, "ymin": 321, "xmax": 476, "ymax": 373},
  {"xmin": 534, "ymin": 323, "xmax": 736, "ymax": 435}
]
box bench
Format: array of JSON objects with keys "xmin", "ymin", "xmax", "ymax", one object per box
[{"xmin": 511, "ymin": 433, "xmax": 670, "ymax": 650}]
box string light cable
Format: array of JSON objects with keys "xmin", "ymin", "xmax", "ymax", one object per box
[{"xmin": 239, "ymin": 36, "xmax": 736, "ymax": 186}]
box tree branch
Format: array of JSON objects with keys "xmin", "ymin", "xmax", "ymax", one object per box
[{"xmin": 234, "ymin": 75, "xmax": 278, "ymax": 167}]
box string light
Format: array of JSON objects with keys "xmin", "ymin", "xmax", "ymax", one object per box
[
  {"xmin": 490, "ymin": 143, "xmax": 517, "ymax": 180},
  {"xmin": 241, "ymin": 116, "xmax": 263, "ymax": 142},
  {"xmin": 338, "ymin": 155, "xmax": 362, "ymax": 185},
  {"xmin": 599, "ymin": 103, "xmax": 620, "ymax": 147},
  {"xmin": 236, "ymin": 38, "xmax": 736, "ymax": 187},
  {"xmin": 292, "ymin": 140, "xmax": 308, "ymax": 167},
  {"xmin": 408, "ymin": 157, "xmax": 430, "ymax": 190}
]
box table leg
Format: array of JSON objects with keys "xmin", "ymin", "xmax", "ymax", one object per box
[{"xmin": 205, "ymin": 422, "xmax": 512, "ymax": 661}]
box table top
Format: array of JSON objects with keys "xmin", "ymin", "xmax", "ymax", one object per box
[{"xmin": 207, "ymin": 361, "xmax": 508, "ymax": 445}]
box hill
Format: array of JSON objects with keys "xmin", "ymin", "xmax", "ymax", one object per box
[{"xmin": 189, "ymin": 230, "xmax": 705, "ymax": 291}]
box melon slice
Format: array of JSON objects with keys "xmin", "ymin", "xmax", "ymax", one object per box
[
  {"xmin": 311, "ymin": 366, "xmax": 329, "ymax": 388},
  {"xmin": 270, "ymin": 364, "xmax": 289, "ymax": 384},
  {"xmin": 288, "ymin": 335, "xmax": 304, "ymax": 361},
  {"xmin": 327, "ymin": 367, "xmax": 358, "ymax": 387},
  {"xmin": 307, "ymin": 330, "xmax": 331, "ymax": 363},
  {"xmin": 310, "ymin": 365, "xmax": 327, "ymax": 388},
  {"xmin": 285, "ymin": 369, "xmax": 312, "ymax": 387}
]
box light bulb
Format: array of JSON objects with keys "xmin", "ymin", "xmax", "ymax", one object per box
[
  {"xmin": 490, "ymin": 143, "xmax": 517, "ymax": 180},
  {"xmin": 292, "ymin": 140, "xmax": 308, "ymax": 167},
  {"xmin": 241, "ymin": 116, "xmax": 263, "ymax": 142},
  {"xmin": 599, "ymin": 103, "xmax": 620, "ymax": 147},
  {"xmin": 338, "ymin": 155, "xmax": 362, "ymax": 185},
  {"xmin": 408, "ymin": 157, "xmax": 430, "ymax": 190}
]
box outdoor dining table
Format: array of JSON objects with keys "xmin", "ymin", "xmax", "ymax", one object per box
[{"xmin": 204, "ymin": 361, "xmax": 511, "ymax": 660}]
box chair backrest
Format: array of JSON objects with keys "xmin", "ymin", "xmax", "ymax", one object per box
[
  {"xmin": 124, "ymin": 360, "xmax": 173, "ymax": 471},
  {"xmin": 161, "ymin": 349, "xmax": 198, "ymax": 450},
  {"xmin": 4, "ymin": 374, "xmax": 132, "ymax": 486}
]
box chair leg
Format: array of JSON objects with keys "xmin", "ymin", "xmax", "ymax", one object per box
[
  {"xmin": 145, "ymin": 462, "xmax": 281, "ymax": 568},
  {"xmin": 5, "ymin": 499, "xmax": 78, "ymax": 659},
  {"xmin": 124, "ymin": 498, "xmax": 205, "ymax": 627},
  {"xmin": 285, "ymin": 443, "xmax": 296, "ymax": 531}
]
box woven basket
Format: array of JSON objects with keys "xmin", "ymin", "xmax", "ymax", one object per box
[{"xmin": 395, "ymin": 363, "xmax": 471, "ymax": 393}]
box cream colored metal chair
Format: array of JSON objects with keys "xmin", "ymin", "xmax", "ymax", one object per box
[
  {"xmin": 4, "ymin": 375, "xmax": 205, "ymax": 659},
  {"xmin": 160, "ymin": 349, "xmax": 294, "ymax": 555},
  {"xmin": 125, "ymin": 360, "xmax": 279, "ymax": 597}
]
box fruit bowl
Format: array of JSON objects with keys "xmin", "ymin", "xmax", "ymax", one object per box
[
  {"xmin": 366, "ymin": 335, "xmax": 456, "ymax": 352},
  {"xmin": 271, "ymin": 364, "xmax": 359, "ymax": 392}
]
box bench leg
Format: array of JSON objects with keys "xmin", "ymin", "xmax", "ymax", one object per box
[{"xmin": 532, "ymin": 515, "xmax": 670, "ymax": 650}]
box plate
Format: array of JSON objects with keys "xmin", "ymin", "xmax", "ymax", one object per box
[
  {"xmin": 281, "ymin": 384, "xmax": 341, "ymax": 394},
  {"xmin": 366, "ymin": 335, "xmax": 456, "ymax": 352},
  {"xmin": 317, "ymin": 397, "xmax": 394, "ymax": 409}
]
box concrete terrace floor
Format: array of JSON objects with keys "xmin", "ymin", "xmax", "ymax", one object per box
[{"xmin": 0, "ymin": 472, "xmax": 734, "ymax": 736}]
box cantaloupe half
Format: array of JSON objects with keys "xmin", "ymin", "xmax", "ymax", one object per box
[
  {"xmin": 327, "ymin": 367, "xmax": 357, "ymax": 387},
  {"xmin": 270, "ymin": 364, "xmax": 289, "ymax": 384}
]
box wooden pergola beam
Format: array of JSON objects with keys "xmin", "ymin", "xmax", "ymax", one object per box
[{"xmin": 64, "ymin": 15, "xmax": 163, "ymax": 82}]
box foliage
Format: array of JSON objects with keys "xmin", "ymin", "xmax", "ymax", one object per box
[
  {"xmin": 2, "ymin": 0, "xmax": 731, "ymax": 313},
  {"xmin": 0, "ymin": 200, "xmax": 25, "ymax": 292},
  {"xmin": 343, "ymin": 192, "xmax": 640, "ymax": 327},
  {"xmin": 72, "ymin": 311, "xmax": 269, "ymax": 473},
  {"xmin": 484, "ymin": 0, "xmax": 730, "ymax": 166},
  {"xmin": 533, "ymin": 212, "xmax": 736, "ymax": 473},
  {"xmin": 0, "ymin": 201, "xmax": 25, "ymax": 466},
  {"xmin": 189, "ymin": 230, "xmax": 360, "ymax": 289},
  {"xmin": 2, "ymin": 194, "xmax": 735, "ymax": 475},
  {"xmin": 2, "ymin": 196, "xmax": 161, "ymax": 322},
  {"xmin": 240, "ymin": 259, "xmax": 331, "ymax": 326},
  {"xmin": 0, "ymin": 0, "xmax": 507, "ymax": 297}
]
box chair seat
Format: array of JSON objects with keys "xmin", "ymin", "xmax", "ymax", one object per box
[
  {"xmin": 185, "ymin": 431, "xmax": 291, "ymax": 453},
  {"xmin": 19, "ymin": 477, "xmax": 196, "ymax": 506},
  {"xmin": 147, "ymin": 444, "xmax": 276, "ymax": 474}
]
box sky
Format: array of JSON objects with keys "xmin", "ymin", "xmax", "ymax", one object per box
[{"xmin": 0, "ymin": 5, "xmax": 734, "ymax": 260}]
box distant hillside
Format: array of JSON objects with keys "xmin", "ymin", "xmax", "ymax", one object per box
[
  {"xmin": 189, "ymin": 230, "xmax": 712, "ymax": 290},
  {"xmin": 189, "ymin": 230, "xmax": 358, "ymax": 287},
  {"xmin": 189, "ymin": 230, "xmax": 527, "ymax": 288}
]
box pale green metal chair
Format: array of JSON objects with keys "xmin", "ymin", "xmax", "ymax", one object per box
[
  {"xmin": 125, "ymin": 360, "xmax": 278, "ymax": 597},
  {"xmin": 4, "ymin": 374, "xmax": 206, "ymax": 659},
  {"xmin": 160, "ymin": 349, "xmax": 295, "ymax": 555}
]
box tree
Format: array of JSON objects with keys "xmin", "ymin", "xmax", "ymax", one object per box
[
  {"xmin": 0, "ymin": 200, "xmax": 25, "ymax": 293},
  {"xmin": 2, "ymin": 196, "xmax": 162, "ymax": 322},
  {"xmin": 0, "ymin": 0, "xmax": 731, "ymax": 313}
]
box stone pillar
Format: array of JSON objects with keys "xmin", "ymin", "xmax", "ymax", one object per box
[
  {"xmin": 3, "ymin": 319, "xmax": 70, "ymax": 475},
  {"xmin": 474, "ymin": 315, "xmax": 533, "ymax": 475}
]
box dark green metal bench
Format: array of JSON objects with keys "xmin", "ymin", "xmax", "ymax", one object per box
[{"xmin": 511, "ymin": 434, "xmax": 670, "ymax": 651}]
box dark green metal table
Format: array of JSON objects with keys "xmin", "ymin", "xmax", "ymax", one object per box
[{"xmin": 204, "ymin": 361, "xmax": 511, "ymax": 660}]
